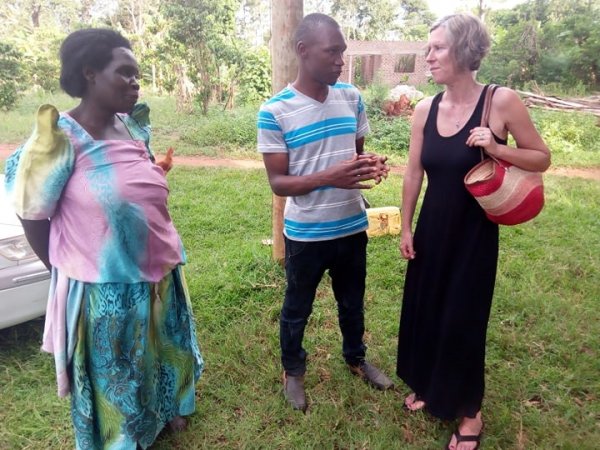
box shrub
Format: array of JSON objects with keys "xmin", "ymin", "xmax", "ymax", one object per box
[
  {"xmin": 531, "ymin": 109, "xmax": 600, "ymax": 165},
  {"xmin": 362, "ymin": 84, "xmax": 412, "ymax": 157},
  {"xmin": 181, "ymin": 105, "xmax": 258, "ymax": 149},
  {"xmin": 362, "ymin": 82, "xmax": 389, "ymax": 118},
  {"xmin": 17, "ymin": 27, "xmax": 63, "ymax": 93},
  {"xmin": 0, "ymin": 43, "xmax": 23, "ymax": 110},
  {"xmin": 366, "ymin": 115, "xmax": 412, "ymax": 156},
  {"xmin": 177, "ymin": 98, "xmax": 413, "ymax": 159},
  {"xmin": 237, "ymin": 46, "xmax": 271, "ymax": 106}
]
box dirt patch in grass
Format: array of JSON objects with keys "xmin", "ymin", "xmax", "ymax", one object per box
[{"xmin": 2, "ymin": 144, "xmax": 599, "ymax": 180}]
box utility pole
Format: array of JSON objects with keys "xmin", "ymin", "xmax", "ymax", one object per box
[
  {"xmin": 478, "ymin": 0, "xmax": 485, "ymax": 19},
  {"xmin": 270, "ymin": 0, "xmax": 303, "ymax": 263}
]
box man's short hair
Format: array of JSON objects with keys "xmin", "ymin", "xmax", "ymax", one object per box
[{"xmin": 294, "ymin": 13, "xmax": 341, "ymax": 47}]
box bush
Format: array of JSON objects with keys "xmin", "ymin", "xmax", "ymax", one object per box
[
  {"xmin": 366, "ymin": 115, "xmax": 412, "ymax": 156},
  {"xmin": 237, "ymin": 46, "xmax": 271, "ymax": 106},
  {"xmin": 362, "ymin": 83, "xmax": 389, "ymax": 118},
  {"xmin": 523, "ymin": 81, "xmax": 589, "ymax": 98},
  {"xmin": 0, "ymin": 82, "xmax": 19, "ymax": 111},
  {"xmin": 181, "ymin": 105, "xmax": 258, "ymax": 149},
  {"xmin": 16, "ymin": 27, "xmax": 63, "ymax": 93},
  {"xmin": 531, "ymin": 109, "xmax": 600, "ymax": 165},
  {"xmin": 0, "ymin": 43, "xmax": 23, "ymax": 110},
  {"xmin": 177, "ymin": 98, "xmax": 413, "ymax": 159},
  {"xmin": 362, "ymin": 84, "xmax": 412, "ymax": 157}
]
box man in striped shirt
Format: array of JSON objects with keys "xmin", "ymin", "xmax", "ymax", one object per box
[{"xmin": 257, "ymin": 13, "xmax": 393, "ymax": 412}]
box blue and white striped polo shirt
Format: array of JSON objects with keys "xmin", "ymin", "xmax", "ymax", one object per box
[{"xmin": 257, "ymin": 82, "xmax": 370, "ymax": 242}]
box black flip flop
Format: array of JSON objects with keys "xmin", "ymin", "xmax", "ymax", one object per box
[{"xmin": 445, "ymin": 422, "xmax": 484, "ymax": 450}]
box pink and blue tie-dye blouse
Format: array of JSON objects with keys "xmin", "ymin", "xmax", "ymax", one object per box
[{"xmin": 5, "ymin": 103, "xmax": 185, "ymax": 283}]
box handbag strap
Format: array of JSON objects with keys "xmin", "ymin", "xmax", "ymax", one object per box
[{"xmin": 479, "ymin": 84, "xmax": 498, "ymax": 161}]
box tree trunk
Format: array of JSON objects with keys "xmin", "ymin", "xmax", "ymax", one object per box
[
  {"xmin": 216, "ymin": 65, "xmax": 222, "ymax": 104},
  {"xmin": 31, "ymin": 4, "xmax": 41, "ymax": 28},
  {"xmin": 152, "ymin": 64, "xmax": 157, "ymax": 93},
  {"xmin": 175, "ymin": 63, "xmax": 194, "ymax": 113},
  {"xmin": 270, "ymin": 0, "xmax": 303, "ymax": 264}
]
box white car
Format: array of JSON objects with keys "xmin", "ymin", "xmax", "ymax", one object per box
[{"xmin": 0, "ymin": 174, "xmax": 50, "ymax": 329}]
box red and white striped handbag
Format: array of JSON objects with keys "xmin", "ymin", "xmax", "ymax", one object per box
[{"xmin": 464, "ymin": 85, "xmax": 545, "ymax": 225}]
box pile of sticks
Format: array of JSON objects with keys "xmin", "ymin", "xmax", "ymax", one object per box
[{"xmin": 518, "ymin": 90, "xmax": 600, "ymax": 118}]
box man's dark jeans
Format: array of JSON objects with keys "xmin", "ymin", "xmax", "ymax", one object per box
[{"xmin": 281, "ymin": 232, "xmax": 368, "ymax": 376}]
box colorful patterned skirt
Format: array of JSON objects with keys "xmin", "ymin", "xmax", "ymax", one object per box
[{"xmin": 43, "ymin": 266, "xmax": 204, "ymax": 450}]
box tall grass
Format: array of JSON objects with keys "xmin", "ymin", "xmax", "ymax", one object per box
[{"xmin": 1, "ymin": 167, "xmax": 598, "ymax": 449}]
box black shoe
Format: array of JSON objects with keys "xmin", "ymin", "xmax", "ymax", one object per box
[
  {"xmin": 283, "ymin": 372, "xmax": 307, "ymax": 412},
  {"xmin": 348, "ymin": 361, "xmax": 394, "ymax": 390}
]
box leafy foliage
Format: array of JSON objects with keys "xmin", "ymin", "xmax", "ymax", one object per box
[
  {"xmin": 0, "ymin": 43, "xmax": 23, "ymax": 110},
  {"xmin": 161, "ymin": 0, "xmax": 241, "ymax": 113},
  {"xmin": 17, "ymin": 27, "xmax": 63, "ymax": 92},
  {"xmin": 366, "ymin": 115, "xmax": 412, "ymax": 156},
  {"xmin": 362, "ymin": 82, "xmax": 391, "ymax": 118},
  {"xmin": 326, "ymin": 0, "xmax": 435, "ymax": 40},
  {"xmin": 0, "ymin": 0, "xmax": 597, "ymax": 112},
  {"xmin": 236, "ymin": 46, "xmax": 272, "ymax": 105},
  {"xmin": 530, "ymin": 109, "xmax": 600, "ymax": 166},
  {"xmin": 481, "ymin": 0, "xmax": 600, "ymax": 89},
  {"xmin": 180, "ymin": 105, "xmax": 258, "ymax": 149}
]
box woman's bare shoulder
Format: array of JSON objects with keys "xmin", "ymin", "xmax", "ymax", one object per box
[
  {"xmin": 492, "ymin": 86, "xmax": 522, "ymax": 109},
  {"xmin": 415, "ymin": 95, "xmax": 435, "ymax": 111},
  {"xmin": 412, "ymin": 95, "xmax": 435, "ymax": 124}
]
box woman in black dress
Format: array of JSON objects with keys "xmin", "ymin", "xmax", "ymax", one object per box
[{"xmin": 397, "ymin": 14, "xmax": 550, "ymax": 450}]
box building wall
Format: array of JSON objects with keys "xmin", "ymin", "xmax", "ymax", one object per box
[{"xmin": 340, "ymin": 40, "xmax": 429, "ymax": 87}]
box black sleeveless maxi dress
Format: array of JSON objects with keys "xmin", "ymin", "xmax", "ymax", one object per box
[{"xmin": 396, "ymin": 85, "xmax": 506, "ymax": 420}]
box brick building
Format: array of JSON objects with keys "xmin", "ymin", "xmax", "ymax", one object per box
[{"xmin": 340, "ymin": 40, "xmax": 429, "ymax": 87}]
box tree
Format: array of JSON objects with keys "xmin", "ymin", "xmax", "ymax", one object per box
[
  {"xmin": 314, "ymin": 0, "xmax": 434, "ymax": 41},
  {"xmin": 0, "ymin": 0, "xmax": 83, "ymax": 96},
  {"xmin": 237, "ymin": 0, "xmax": 270, "ymax": 46},
  {"xmin": 482, "ymin": 0, "xmax": 600, "ymax": 89},
  {"xmin": 330, "ymin": 0, "xmax": 403, "ymax": 39},
  {"xmin": 538, "ymin": 0, "xmax": 599, "ymax": 88},
  {"xmin": 398, "ymin": 0, "xmax": 436, "ymax": 41},
  {"xmin": 162, "ymin": 0, "xmax": 241, "ymax": 112}
]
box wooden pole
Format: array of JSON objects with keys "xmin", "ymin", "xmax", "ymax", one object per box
[
  {"xmin": 270, "ymin": 0, "xmax": 303, "ymax": 263},
  {"xmin": 348, "ymin": 55, "xmax": 353, "ymax": 84}
]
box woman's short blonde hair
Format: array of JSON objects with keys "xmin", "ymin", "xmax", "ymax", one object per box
[{"xmin": 431, "ymin": 14, "xmax": 490, "ymax": 71}]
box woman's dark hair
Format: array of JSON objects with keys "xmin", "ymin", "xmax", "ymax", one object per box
[{"xmin": 59, "ymin": 28, "xmax": 132, "ymax": 98}]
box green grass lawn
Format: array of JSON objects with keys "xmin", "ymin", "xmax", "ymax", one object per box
[{"xmin": 1, "ymin": 167, "xmax": 598, "ymax": 449}]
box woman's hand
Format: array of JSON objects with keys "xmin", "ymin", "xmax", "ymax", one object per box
[
  {"xmin": 467, "ymin": 88, "xmax": 550, "ymax": 172},
  {"xmin": 467, "ymin": 127, "xmax": 500, "ymax": 157},
  {"xmin": 400, "ymin": 229, "xmax": 416, "ymax": 260},
  {"xmin": 156, "ymin": 147, "xmax": 174, "ymax": 173}
]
